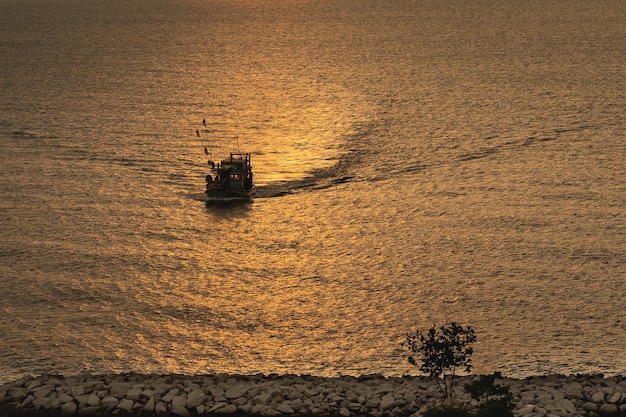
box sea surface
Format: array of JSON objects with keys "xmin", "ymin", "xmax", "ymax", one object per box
[{"xmin": 0, "ymin": 0, "xmax": 625, "ymax": 384}]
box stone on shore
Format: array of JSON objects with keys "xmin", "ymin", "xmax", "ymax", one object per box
[
  {"xmin": 598, "ymin": 403, "xmax": 619, "ymax": 416},
  {"xmin": 60, "ymin": 401, "xmax": 76, "ymax": 416},
  {"xmin": 225, "ymin": 384, "xmax": 249, "ymax": 399}
]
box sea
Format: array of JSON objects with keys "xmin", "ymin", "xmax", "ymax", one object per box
[{"xmin": 0, "ymin": 0, "xmax": 624, "ymax": 385}]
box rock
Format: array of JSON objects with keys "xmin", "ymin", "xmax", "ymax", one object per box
[
  {"xmin": 255, "ymin": 392, "xmax": 273, "ymax": 405},
  {"xmin": 366, "ymin": 397, "xmax": 381, "ymax": 408},
  {"xmin": 592, "ymin": 391, "xmax": 607, "ymax": 403},
  {"xmin": 536, "ymin": 391, "xmax": 553, "ymax": 403},
  {"xmin": 100, "ymin": 396, "xmax": 118, "ymax": 409},
  {"xmin": 152, "ymin": 383, "xmax": 169, "ymax": 396},
  {"xmin": 564, "ymin": 381, "xmax": 583, "ymax": 390},
  {"xmin": 261, "ymin": 406, "xmax": 281, "ymax": 416},
  {"xmin": 583, "ymin": 402, "xmax": 599, "ymax": 412},
  {"xmin": 172, "ymin": 403, "xmax": 191, "ymax": 417},
  {"xmin": 599, "ymin": 403, "xmax": 619, "ymax": 416},
  {"xmin": 126, "ymin": 387, "xmax": 142, "ymax": 400},
  {"xmin": 326, "ymin": 392, "xmax": 342, "ymax": 403},
  {"xmin": 109, "ymin": 382, "xmax": 130, "ymax": 398},
  {"xmin": 163, "ymin": 388, "xmax": 180, "ymax": 403},
  {"xmin": 49, "ymin": 396, "xmax": 63, "ymax": 409},
  {"xmin": 8, "ymin": 388, "xmax": 27, "ymax": 402},
  {"xmin": 58, "ymin": 392, "xmax": 74, "ymax": 404},
  {"xmin": 209, "ymin": 401, "xmax": 229, "ymax": 412},
  {"xmin": 287, "ymin": 388, "xmax": 303, "ymax": 400},
  {"xmin": 233, "ymin": 396, "xmax": 249, "ymax": 406},
  {"xmin": 32, "ymin": 387, "xmax": 51, "ymax": 399},
  {"xmin": 86, "ymin": 393, "xmax": 100, "ymax": 407},
  {"xmin": 77, "ymin": 405, "xmax": 100, "ymax": 416},
  {"xmin": 118, "ymin": 398, "xmax": 134, "ymax": 412},
  {"xmin": 217, "ymin": 404, "xmax": 239, "ymax": 414},
  {"xmin": 239, "ymin": 402, "xmax": 254, "ymax": 413},
  {"xmin": 26, "ymin": 380, "xmax": 42, "ymax": 390},
  {"xmin": 225, "ymin": 385, "xmax": 249, "ymax": 399},
  {"xmin": 141, "ymin": 388, "xmax": 156, "ymax": 398},
  {"xmin": 209, "ymin": 387, "xmax": 226, "ymax": 400},
  {"xmin": 553, "ymin": 399, "xmax": 577, "ymax": 414},
  {"xmin": 60, "ymin": 401, "xmax": 77, "ymax": 416},
  {"xmin": 187, "ymin": 389, "xmax": 206, "ymax": 408},
  {"xmin": 277, "ymin": 403, "xmax": 295, "ymax": 413},
  {"xmin": 252, "ymin": 403, "xmax": 270, "ymax": 414},
  {"xmin": 551, "ymin": 388, "xmax": 565, "ymax": 401},
  {"xmin": 380, "ymin": 393, "xmax": 395, "ymax": 410},
  {"xmin": 74, "ymin": 393, "xmax": 90, "ymax": 406},
  {"xmin": 71, "ymin": 385, "xmax": 85, "ymax": 397},
  {"xmin": 608, "ymin": 391, "xmax": 622, "ymax": 404},
  {"xmin": 32, "ymin": 396, "xmax": 51, "ymax": 409},
  {"xmin": 348, "ymin": 402, "xmax": 362, "ymax": 411},
  {"xmin": 172, "ymin": 394, "xmax": 188, "ymax": 409},
  {"xmin": 565, "ymin": 388, "xmax": 585, "ymax": 401},
  {"xmin": 516, "ymin": 404, "xmax": 535, "ymax": 415},
  {"xmin": 144, "ymin": 397, "xmax": 155, "ymax": 411},
  {"xmin": 309, "ymin": 406, "xmax": 322, "ymax": 415},
  {"xmin": 155, "ymin": 401, "xmax": 168, "ymax": 416},
  {"xmin": 304, "ymin": 388, "xmax": 320, "ymax": 397}
]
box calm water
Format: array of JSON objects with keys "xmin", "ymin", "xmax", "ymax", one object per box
[{"xmin": 1, "ymin": 0, "xmax": 625, "ymax": 384}]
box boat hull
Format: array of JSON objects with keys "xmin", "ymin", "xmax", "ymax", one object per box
[{"xmin": 206, "ymin": 184, "xmax": 256, "ymax": 202}]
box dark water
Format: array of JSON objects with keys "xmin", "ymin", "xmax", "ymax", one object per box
[{"xmin": 1, "ymin": 0, "xmax": 625, "ymax": 384}]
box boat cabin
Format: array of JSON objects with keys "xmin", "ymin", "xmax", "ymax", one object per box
[{"xmin": 215, "ymin": 153, "xmax": 253, "ymax": 191}]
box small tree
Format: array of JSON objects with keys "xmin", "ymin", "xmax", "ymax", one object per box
[{"xmin": 404, "ymin": 322, "xmax": 476, "ymax": 399}]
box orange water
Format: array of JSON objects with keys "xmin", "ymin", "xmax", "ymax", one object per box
[{"xmin": 0, "ymin": 0, "xmax": 624, "ymax": 383}]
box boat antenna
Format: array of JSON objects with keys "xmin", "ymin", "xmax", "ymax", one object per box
[
  {"xmin": 196, "ymin": 128, "xmax": 209, "ymax": 156},
  {"xmin": 234, "ymin": 135, "xmax": 241, "ymax": 153},
  {"xmin": 197, "ymin": 119, "xmax": 214, "ymax": 167}
]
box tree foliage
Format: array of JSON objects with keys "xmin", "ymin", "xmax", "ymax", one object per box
[
  {"xmin": 421, "ymin": 374, "xmax": 515, "ymax": 417},
  {"xmin": 464, "ymin": 372, "xmax": 515, "ymax": 417},
  {"xmin": 404, "ymin": 322, "xmax": 476, "ymax": 399}
]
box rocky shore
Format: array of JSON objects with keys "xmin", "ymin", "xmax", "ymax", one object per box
[{"xmin": 1, "ymin": 373, "xmax": 626, "ymax": 417}]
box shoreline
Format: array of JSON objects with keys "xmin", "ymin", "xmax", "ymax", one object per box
[{"xmin": 2, "ymin": 372, "xmax": 625, "ymax": 417}]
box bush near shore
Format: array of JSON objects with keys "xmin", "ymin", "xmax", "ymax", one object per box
[{"xmin": 1, "ymin": 372, "xmax": 626, "ymax": 417}]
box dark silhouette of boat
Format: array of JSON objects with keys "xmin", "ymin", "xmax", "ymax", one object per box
[{"xmin": 205, "ymin": 152, "xmax": 256, "ymax": 201}]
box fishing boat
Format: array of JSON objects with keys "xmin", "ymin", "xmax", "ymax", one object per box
[{"xmin": 205, "ymin": 152, "xmax": 256, "ymax": 201}]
